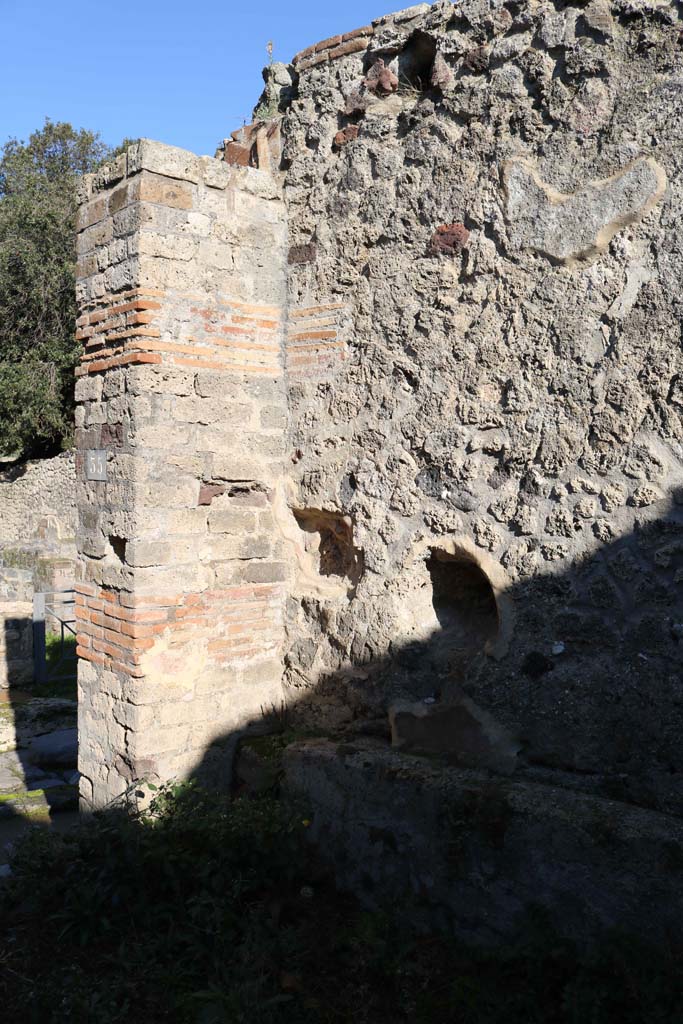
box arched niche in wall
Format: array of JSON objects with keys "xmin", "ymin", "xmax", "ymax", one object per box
[
  {"xmin": 423, "ymin": 536, "xmax": 512, "ymax": 659},
  {"xmin": 292, "ymin": 508, "xmax": 363, "ymax": 589},
  {"xmin": 395, "ymin": 536, "xmax": 513, "ymax": 691}
]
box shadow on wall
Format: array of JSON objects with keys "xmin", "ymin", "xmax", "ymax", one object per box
[
  {"xmin": 4, "ymin": 502, "xmax": 683, "ymax": 941},
  {"xmin": 0, "ymin": 457, "xmax": 29, "ymax": 484},
  {"xmin": 188, "ymin": 493, "xmax": 683, "ymax": 817},
  {"xmin": 1, "ymin": 604, "xmax": 78, "ymax": 835},
  {"xmin": 175, "ymin": 500, "xmax": 683, "ymax": 945}
]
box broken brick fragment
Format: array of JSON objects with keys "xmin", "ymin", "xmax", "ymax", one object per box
[
  {"xmin": 224, "ymin": 141, "xmax": 253, "ymax": 167},
  {"xmin": 333, "ymin": 124, "xmax": 360, "ymax": 149},
  {"xmin": 365, "ymin": 58, "xmax": 399, "ymax": 96},
  {"xmin": 428, "ymin": 222, "xmax": 470, "ymax": 256},
  {"xmin": 198, "ymin": 483, "xmax": 226, "ymax": 506}
]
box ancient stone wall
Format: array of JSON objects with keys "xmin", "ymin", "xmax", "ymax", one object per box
[
  {"xmin": 0, "ymin": 452, "xmax": 75, "ymax": 547},
  {"xmin": 0, "ymin": 453, "xmax": 77, "ymax": 690},
  {"xmin": 0, "ymin": 604, "xmax": 33, "ymax": 690},
  {"xmin": 0, "ymin": 452, "xmax": 77, "ymax": 601},
  {"xmin": 73, "ymin": 141, "xmax": 288, "ymax": 808},
  {"xmin": 74, "ymin": 0, "xmax": 683, "ymax": 819},
  {"xmin": 276, "ymin": 0, "xmax": 683, "ymax": 814}
]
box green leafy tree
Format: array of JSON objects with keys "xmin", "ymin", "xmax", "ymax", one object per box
[{"xmin": 0, "ymin": 119, "xmax": 112, "ymax": 457}]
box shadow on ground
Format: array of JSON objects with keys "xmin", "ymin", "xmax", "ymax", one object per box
[
  {"xmin": 0, "ymin": 609, "xmax": 78, "ymax": 862},
  {"xmin": 172, "ymin": 501, "xmax": 683, "ymax": 951},
  {"xmin": 1, "ymin": 507, "xmax": 683, "ymax": 1019}
]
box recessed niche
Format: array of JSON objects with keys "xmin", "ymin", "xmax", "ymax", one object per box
[
  {"xmin": 422, "ymin": 547, "xmax": 500, "ymax": 679},
  {"xmin": 293, "ymin": 508, "xmax": 363, "ymax": 586},
  {"xmin": 108, "ymin": 535, "xmax": 127, "ymax": 564},
  {"xmin": 398, "ymin": 30, "xmax": 438, "ymax": 91}
]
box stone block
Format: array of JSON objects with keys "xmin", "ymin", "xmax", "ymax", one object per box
[
  {"xmin": 239, "ymin": 535, "xmax": 271, "ymax": 559},
  {"xmin": 76, "ymin": 252, "xmax": 98, "ymax": 278},
  {"xmin": 137, "ymin": 477, "xmax": 199, "ymax": 509},
  {"xmin": 124, "ymin": 540, "xmax": 173, "ymax": 568},
  {"xmin": 88, "ymin": 152, "xmax": 126, "ymax": 193},
  {"xmin": 127, "ymin": 365, "xmax": 196, "ymax": 397},
  {"xmin": 159, "ymin": 700, "xmax": 199, "ymax": 728},
  {"xmin": 129, "ymin": 169, "xmax": 195, "ymax": 210},
  {"xmin": 97, "ymin": 238, "xmax": 128, "ymax": 270},
  {"xmin": 166, "ymin": 508, "xmax": 210, "ymax": 535},
  {"xmin": 213, "ymin": 563, "xmax": 240, "ymax": 586},
  {"xmin": 108, "ymin": 180, "xmax": 133, "ymax": 215},
  {"xmin": 104, "ymin": 259, "xmax": 138, "ymax": 293},
  {"xmin": 137, "ymin": 257, "xmax": 196, "ymax": 292},
  {"xmin": 203, "ymin": 535, "xmax": 243, "ymax": 561},
  {"xmin": 84, "ymin": 402, "xmax": 107, "ymax": 426},
  {"xmin": 76, "ymin": 193, "xmax": 108, "ymax": 232},
  {"xmin": 103, "ymin": 369, "xmax": 127, "ymax": 399},
  {"xmin": 132, "ymin": 422, "xmax": 193, "ymax": 450},
  {"xmin": 127, "ymin": 139, "xmax": 202, "ymax": 184},
  {"xmin": 129, "ymin": 230, "xmax": 198, "ymax": 261},
  {"xmin": 80, "ymin": 533, "xmax": 107, "ymax": 559},
  {"xmin": 77, "ymin": 218, "xmax": 113, "ymax": 255},
  {"xmin": 200, "ymin": 156, "xmax": 232, "ymax": 190},
  {"xmin": 389, "ymin": 698, "xmax": 519, "ymax": 775},
  {"xmin": 25, "ymin": 729, "xmax": 78, "ymax": 769},
  {"xmin": 504, "ymin": 156, "xmax": 667, "ymax": 266},
  {"xmin": 172, "ymin": 396, "xmax": 219, "ymax": 426},
  {"xmin": 239, "ymin": 561, "xmax": 289, "ymax": 584},
  {"xmin": 208, "ymin": 509, "xmax": 257, "ymax": 534},
  {"xmin": 197, "ymin": 238, "xmax": 234, "ymax": 272},
  {"xmin": 133, "ymin": 722, "xmax": 193, "ymax": 757},
  {"xmin": 210, "ymin": 454, "xmax": 266, "ymax": 481}
]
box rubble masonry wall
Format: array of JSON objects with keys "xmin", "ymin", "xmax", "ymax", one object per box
[{"xmin": 74, "ymin": 0, "xmax": 683, "ymax": 816}]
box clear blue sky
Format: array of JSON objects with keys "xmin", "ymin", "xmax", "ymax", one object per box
[{"xmin": 0, "ymin": 0, "xmax": 404, "ymax": 156}]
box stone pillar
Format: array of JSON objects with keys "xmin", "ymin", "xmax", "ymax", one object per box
[
  {"xmin": 74, "ymin": 141, "xmax": 289, "ymax": 809},
  {"xmin": 0, "ymin": 603, "xmax": 33, "ymax": 689}
]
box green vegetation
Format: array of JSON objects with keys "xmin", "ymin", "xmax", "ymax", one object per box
[
  {"xmin": 0, "ymin": 119, "xmax": 112, "ymax": 457},
  {"xmin": 0, "ymin": 782, "xmax": 681, "ymax": 1023}
]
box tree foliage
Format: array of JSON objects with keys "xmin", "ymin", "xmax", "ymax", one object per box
[{"xmin": 0, "ymin": 119, "xmax": 111, "ymax": 457}]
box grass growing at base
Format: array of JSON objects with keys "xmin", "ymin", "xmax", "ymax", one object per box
[{"xmin": 0, "ymin": 783, "xmax": 681, "ymax": 1024}]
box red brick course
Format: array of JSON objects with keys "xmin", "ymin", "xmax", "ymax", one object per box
[
  {"xmin": 329, "ymin": 38, "xmax": 369, "ymax": 60},
  {"xmin": 76, "ymin": 289, "xmax": 284, "ymax": 377},
  {"xmin": 293, "ymin": 23, "xmax": 373, "ymax": 67},
  {"xmin": 285, "ymin": 302, "xmax": 347, "ymax": 380},
  {"xmin": 76, "ymin": 581, "xmax": 284, "ymax": 677}
]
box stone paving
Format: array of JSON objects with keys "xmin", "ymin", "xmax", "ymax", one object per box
[{"xmin": 0, "ymin": 690, "xmax": 78, "ymax": 832}]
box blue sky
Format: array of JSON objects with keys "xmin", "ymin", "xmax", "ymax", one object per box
[{"xmin": 0, "ymin": 0, "xmax": 405, "ymax": 157}]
